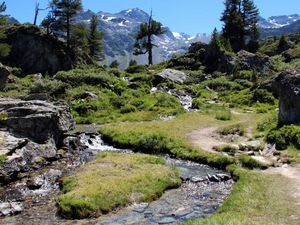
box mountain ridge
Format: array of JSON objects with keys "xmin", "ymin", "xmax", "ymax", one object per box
[{"xmin": 76, "ymin": 8, "xmax": 210, "ymax": 67}]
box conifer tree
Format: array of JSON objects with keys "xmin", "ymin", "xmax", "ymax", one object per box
[
  {"xmin": 221, "ymin": 0, "xmax": 260, "ymax": 53},
  {"xmin": 221, "ymin": 0, "xmax": 245, "ymax": 52},
  {"xmin": 70, "ymin": 22, "xmax": 89, "ymax": 54},
  {"xmin": 242, "ymin": 0, "xmax": 259, "ymax": 52},
  {"xmin": 88, "ymin": 15, "xmax": 104, "ymax": 60},
  {"xmin": 134, "ymin": 11, "xmax": 165, "ymax": 65},
  {"xmin": 0, "ymin": 1, "xmax": 10, "ymax": 58},
  {"xmin": 50, "ymin": 0, "xmax": 82, "ymax": 48}
]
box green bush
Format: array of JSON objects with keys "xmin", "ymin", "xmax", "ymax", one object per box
[
  {"xmin": 29, "ymin": 79, "xmax": 69, "ymax": 96},
  {"xmin": 126, "ymin": 65, "xmax": 146, "ymax": 74},
  {"xmin": 55, "ymin": 68, "xmax": 113, "ymax": 87},
  {"xmin": 252, "ymin": 89, "xmax": 275, "ymax": 104},
  {"xmin": 266, "ymin": 125, "xmax": 300, "ymax": 150},
  {"xmin": 215, "ymin": 108, "xmax": 232, "ymax": 121},
  {"xmin": 213, "ymin": 144, "xmax": 238, "ymax": 153},
  {"xmin": 120, "ymin": 104, "xmax": 137, "ymax": 113},
  {"xmin": 0, "ymin": 112, "xmax": 7, "ymax": 124},
  {"xmin": 218, "ymin": 124, "xmax": 245, "ymax": 136},
  {"xmin": 201, "ymin": 77, "xmax": 243, "ymax": 92},
  {"xmin": 0, "ymin": 154, "xmax": 7, "ymax": 165}
]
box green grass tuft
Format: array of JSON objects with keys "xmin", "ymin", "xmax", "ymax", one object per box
[{"xmin": 57, "ymin": 152, "xmax": 181, "ymax": 219}]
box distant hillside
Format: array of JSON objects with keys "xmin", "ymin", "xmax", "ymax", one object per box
[
  {"xmin": 259, "ymin": 14, "xmax": 300, "ymax": 39},
  {"xmin": 259, "ymin": 14, "xmax": 300, "ymax": 29},
  {"xmin": 260, "ymin": 20, "xmax": 300, "ymax": 39}
]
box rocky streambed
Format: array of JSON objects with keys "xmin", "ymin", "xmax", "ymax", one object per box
[
  {"xmin": 0, "ymin": 98, "xmax": 233, "ymax": 225},
  {"xmin": 0, "ymin": 128, "xmax": 233, "ymax": 225}
]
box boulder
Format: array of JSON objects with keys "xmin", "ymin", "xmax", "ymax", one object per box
[
  {"xmin": 0, "ymin": 136, "xmax": 57, "ymax": 183},
  {"xmin": 0, "ymin": 98, "xmax": 75, "ymax": 144},
  {"xmin": 154, "ymin": 69, "xmax": 187, "ymax": 84},
  {"xmin": 0, "ymin": 202, "xmax": 23, "ymax": 217},
  {"xmin": 272, "ymin": 70, "xmax": 300, "ymax": 125},
  {"xmin": 0, "ymin": 63, "xmax": 12, "ymax": 91},
  {"xmin": 237, "ymin": 50, "xmax": 273, "ymax": 73},
  {"xmin": 239, "ymin": 140, "xmax": 263, "ymax": 152}
]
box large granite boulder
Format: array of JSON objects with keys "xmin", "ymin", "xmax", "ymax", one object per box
[
  {"xmin": 0, "ymin": 63, "xmax": 12, "ymax": 91},
  {"xmin": 0, "ymin": 98, "xmax": 75, "ymax": 144},
  {"xmin": 154, "ymin": 69, "xmax": 187, "ymax": 84},
  {"xmin": 273, "ymin": 70, "xmax": 300, "ymax": 125},
  {"xmin": 0, "ymin": 98, "xmax": 75, "ymax": 183},
  {"xmin": 237, "ymin": 50, "xmax": 273, "ymax": 73},
  {"xmin": 0, "ymin": 132, "xmax": 57, "ymax": 183}
]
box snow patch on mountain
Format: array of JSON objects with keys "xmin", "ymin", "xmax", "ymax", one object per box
[
  {"xmin": 259, "ymin": 14, "xmax": 300, "ymax": 29},
  {"xmin": 77, "ymin": 8, "xmax": 210, "ymax": 67}
]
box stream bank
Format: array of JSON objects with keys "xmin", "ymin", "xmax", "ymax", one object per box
[{"xmin": 0, "ymin": 126, "xmax": 233, "ymax": 225}]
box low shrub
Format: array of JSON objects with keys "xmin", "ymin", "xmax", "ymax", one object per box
[
  {"xmin": 215, "ymin": 108, "xmax": 232, "ymax": 121},
  {"xmin": 238, "ymin": 154, "xmax": 266, "ymax": 169},
  {"xmin": 0, "ymin": 154, "xmax": 7, "ymax": 166},
  {"xmin": 213, "ymin": 144, "xmax": 238, "ymax": 153},
  {"xmin": 218, "ymin": 124, "xmax": 245, "ymax": 136},
  {"xmin": 201, "ymin": 77, "xmax": 243, "ymax": 92},
  {"xmin": 266, "ymin": 125, "xmax": 300, "ymax": 150},
  {"xmin": 29, "ymin": 79, "xmax": 69, "ymax": 96},
  {"xmin": 126, "ymin": 65, "xmax": 146, "ymax": 74},
  {"xmin": 252, "ymin": 89, "xmax": 275, "ymax": 104},
  {"xmin": 120, "ymin": 104, "xmax": 137, "ymax": 113}
]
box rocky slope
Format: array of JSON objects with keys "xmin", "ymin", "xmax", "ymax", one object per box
[
  {"xmin": 259, "ymin": 14, "xmax": 300, "ymax": 39},
  {"xmin": 4, "ymin": 25, "xmax": 75, "ymax": 75},
  {"xmin": 77, "ymin": 8, "xmax": 210, "ymax": 67},
  {"xmin": 259, "ymin": 14, "xmax": 300, "ymax": 29}
]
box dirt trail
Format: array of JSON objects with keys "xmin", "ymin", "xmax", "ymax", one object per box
[
  {"xmin": 265, "ymin": 165, "xmax": 300, "ymax": 205},
  {"xmin": 187, "ymin": 126, "xmax": 227, "ymax": 152}
]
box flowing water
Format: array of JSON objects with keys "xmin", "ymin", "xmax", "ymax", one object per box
[{"xmin": 0, "ymin": 127, "xmax": 233, "ymax": 225}]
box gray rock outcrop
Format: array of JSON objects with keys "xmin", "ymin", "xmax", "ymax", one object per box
[
  {"xmin": 0, "ymin": 98, "xmax": 75, "ymax": 144},
  {"xmin": 154, "ymin": 69, "xmax": 187, "ymax": 84},
  {"xmin": 0, "ymin": 98, "xmax": 75, "ymax": 183},
  {"xmin": 237, "ymin": 50, "xmax": 273, "ymax": 73},
  {"xmin": 273, "ymin": 70, "xmax": 300, "ymax": 125}
]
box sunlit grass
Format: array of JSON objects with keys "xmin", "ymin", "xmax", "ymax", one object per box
[{"xmin": 57, "ymin": 152, "xmax": 181, "ymax": 219}]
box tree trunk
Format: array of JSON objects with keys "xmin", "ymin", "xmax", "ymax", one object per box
[
  {"xmin": 67, "ymin": 14, "xmax": 70, "ymax": 49},
  {"xmin": 33, "ymin": 3, "xmax": 39, "ymax": 26},
  {"xmin": 148, "ymin": 34, "xmax": 153, "ymax": 65}
]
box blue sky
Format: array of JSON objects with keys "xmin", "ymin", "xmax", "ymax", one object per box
[{"xmin": 5, "ymin": 0, "xmax": 300, "ymax": 35}]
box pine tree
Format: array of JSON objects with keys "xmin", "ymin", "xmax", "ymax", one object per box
[
  {"xmin": 110, "ymin": 60, "xmax": 119, "ymax": 68},
  {"xmin": 50, "ymin": 0, "xmax": 82, "ymax": 48},
  {"xmin": 70, "ymin": 22, "xmax": 89, "ymax": 54},
  {"xmin": 134, "ymin": 11, "xmax": 165, "ymax": 65},
  {"xmin": 242, "ymin": 0, "xmax": 260, "ymax": 52},
  {"xmin": 0, "ymin": 2, "xmax": 10, "ymax": 59},
  {"xmin": 88, "ymin": 15, "xmax": 104, "ymax": 60},
  {"xmin": 221, "ymin": 0, "xmax": 260, "ymax": 53},
  {"xmin": 221, "ymin": 0, "xmax": 245, "ymax": 52}
]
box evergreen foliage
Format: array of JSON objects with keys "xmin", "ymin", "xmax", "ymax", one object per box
[
  {"xmin": 134, "ymin": 11, "xmax": 165, "ymax": 65},
  {"xmin": 88, "ymin": 15, "xmax": 104, "ymax": 60},
  {"xmin": 70, "ymin": 22, "xmax": 89, "ymax": 54},
  {"xmin": 0, "ymin": 1, "xmax": 10, "ymax": 59},
  {"xmin": 110, "ymin": 60, "xmax": 119, "ymax": 68},
  {"xmin": 221, "ymin": 0, "xmax": 259, "ymax": 53},
  {"xmin": 50, "ymin": 0, "xmax": 82, "ymax": 48}
]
